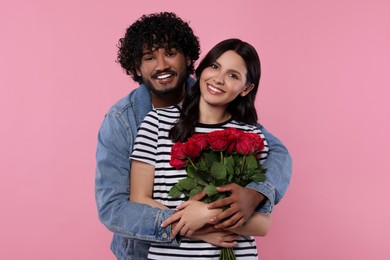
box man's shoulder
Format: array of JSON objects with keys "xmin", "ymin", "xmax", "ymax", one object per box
[
  {"xmin": 105, "ymin": 93, "xmax": 132, "ymax": 117},
  {"xmin": 106, "ymin": 85, "xmax": 151, "ymax": 117}
]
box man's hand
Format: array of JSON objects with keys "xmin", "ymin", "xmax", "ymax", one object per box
[{"xmin": 207, "ymin": 184, "xmax": 265, "ymax": 229}]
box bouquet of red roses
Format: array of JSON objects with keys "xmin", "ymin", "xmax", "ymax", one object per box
[{"xmin": 169, "ymin": 128, "xmax": 267, "ymax": 260}]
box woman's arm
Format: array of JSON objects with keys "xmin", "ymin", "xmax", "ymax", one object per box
[
  {"xmin": 189, "ymin": 228, "xmax": 239, "ymax": 248},
  {"xmin": 227, "ymin": 213, "xmax": 271, "ymax": 237},
  {"xmin": 129, "ymin": 160, "xmax": 167, "ymax": 210},
  {"xmin": 163, "ymin": 200, "xmax": 271, "ymax": 238}
]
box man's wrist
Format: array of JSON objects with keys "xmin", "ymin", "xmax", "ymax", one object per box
[{"xmin": 247, "ymin": 188, "xmax": 265, "ymax": 207}]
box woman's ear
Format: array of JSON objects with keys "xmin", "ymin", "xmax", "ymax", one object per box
[{"xmin": 240, "ymin": 83, "xmax": 255, "ymax": 97}]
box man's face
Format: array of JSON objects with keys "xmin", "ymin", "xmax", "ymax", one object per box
[{"xmin": 136, "ymin": 47, "xmax": 190, "ymax": 97}]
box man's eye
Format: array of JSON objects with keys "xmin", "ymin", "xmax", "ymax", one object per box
[
  {"xmin": 143, "ymin": 56, "xmax": 153, "ymax": 61},
  {"xmin": 166, "ymin": 52, "xmax": 177, "ymax": 57}
]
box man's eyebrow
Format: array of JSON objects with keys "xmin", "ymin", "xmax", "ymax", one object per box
[{"xmin": 141, "ymin": 51, "xmax": 153, "ymax": 56}]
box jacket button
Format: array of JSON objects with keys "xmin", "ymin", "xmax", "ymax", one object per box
[{"xmin": 162, "ymin": 232, "xmax": 168, "ymax": 239}]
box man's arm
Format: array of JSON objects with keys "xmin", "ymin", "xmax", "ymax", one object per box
[
  {"xmin": 251, "ymin": 124, "xmax": 292, "ymax": 212},
  {"xmin": 95, "ymin": 112, "xmax": 178, "ymax": 244},
  {"xmin": 207, "ymin": 124, "xmax": 292, "ymax": 228}
]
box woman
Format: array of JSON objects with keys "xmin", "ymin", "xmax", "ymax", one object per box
[{"xmin": 130, "ymin": 38, "xmax": 271, "ymax": 259}]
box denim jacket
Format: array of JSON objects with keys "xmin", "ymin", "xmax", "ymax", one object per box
[{"xmin": 95, "ymin": 78, "xmax": 292, "ymax": 259}]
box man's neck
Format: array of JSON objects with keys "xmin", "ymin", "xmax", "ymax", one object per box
[{"xmin": 151, "ymin": 88, "xmax": 186, "ymax": 108}]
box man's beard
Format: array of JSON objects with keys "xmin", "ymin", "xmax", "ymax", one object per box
[{"xmin": 143, "ymin": 72, "xmax": 188, "ymax": 96}]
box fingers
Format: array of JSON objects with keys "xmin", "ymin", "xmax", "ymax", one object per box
[
  {"xmin": 216, "ymin": 183, "xmax": 239, "ymax": 192},
  {"xmin": 161, "ymin": 210, "xmax": 183, "ymax": 228},
  {"xmin": 207, "ymin": 197, "xmax": 234, "ymax": 210},
  {"xmin": 222, "ymin": 217, "xmax": 246, "ymax": 230},
  {"xmin": 196, "ymin": 225, "xmax": 217, "ymax": 235},
  {"xmin": 171, "ymin": 219, "xmax": 185, "ymax": 239},
  {"xmin": 219, "ymin": 240, "xmax": 238, "ymax": 248},
  {"xmin": 185, "ymin": 228, "xmax": 195, "ymax": 237},
  {"xmin": 209, "ymin": 203, "xmax": 239, "ymax": 224},
  {"xmin": 214, "ymin": 212, "xmax": 244, "ymax": 229},
  {"xmin": 217, "ymin": 233, "xmax": 239, "ymax": 248},
  {"xmin": 176, "ymin": 200, "xmax": 192, "ymax": 210}
]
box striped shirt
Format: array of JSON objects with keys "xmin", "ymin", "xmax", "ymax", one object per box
[{"xmin": 131, "ymin": 106, "xmax": 269, "ymax": 260}]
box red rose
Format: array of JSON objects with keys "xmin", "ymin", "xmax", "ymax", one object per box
[
  {"xmin": 171, "ymin": 142, "xmax": 186, "ymax": 159},
  {"xmin": 170, "ymin": 157, "xmax": 187, "ymax": 169},
  {"xmin": 207, "ymin": 130, "xmax": 232, "ymax": 151},
  {"xmin": 236, "ymin": 133, "xmax": 264, "ymax": 155},
  {"xmin": 182, "ymin": 139, "xmax": 202, "ymax": 159},
  {"xmin": 188, "ymin": 133, "xmax": 208, "ymax": 151},
  {"xmin": 225, "ymin": 128, "xmax": 245, "ymax": 153}
]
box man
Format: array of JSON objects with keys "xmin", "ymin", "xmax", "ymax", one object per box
[{"xmin": 95, "ymin": 12, "xmax": 292, "ymax": 259}]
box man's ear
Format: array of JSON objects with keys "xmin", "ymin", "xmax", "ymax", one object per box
[
  {"xmin": 186, "ymin": 57, "xmax": 192, "ymax": 67},
  {"xmin": 240, "ymin": 83, "xmax": 255, "ymax": 97},
  {"xmin": 135, "ymin": 67, "xmax": 141, "ymax": 77}
]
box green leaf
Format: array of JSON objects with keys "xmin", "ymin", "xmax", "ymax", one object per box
[
  {"xmin": 178, "ymin": 178, "xmax": 197, "ymax": 191},
  {"xmin": 169, "ymin": 185, "xmax": 183, "ymax": 198},
  {"xmin": 245, "ymin": 155, "xmax": 259, "ymax": 170},
  {"xmin": 187, "ymin": 165, "xmax": 197, "ymax": 178},
  {"xmin": 251, "ymin": 172, "xmax": 266, "ymax": 182},
  {"xmin": 224, "ymin": 156, "xmax": 235, "ymax": 175},
  {"xmin": 211, "ymin": 161, "xmax": 227, "ymax": 180},
  {"xmin": 204, "ymin": 151, "xmax": 219, "ymax": 166},
  {"xmin": 194, "ymin": 174, "xmax": 208, "ymax": 186},
  {"xmin": 204, "ymin": 184, "xmax": 218, "ymax": 196},
  {"xmin": 189, "ymin": 186, "xmax": 203, "ymax": 198}
]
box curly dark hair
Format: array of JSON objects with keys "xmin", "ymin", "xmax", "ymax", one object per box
[{"xmin": 117, "ymin": 12, "xmax": 200, "ymax": 84}]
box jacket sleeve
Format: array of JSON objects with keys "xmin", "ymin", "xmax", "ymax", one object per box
[
  {"xmin": 95, "ymin": 112, "xmax": 179, "ymax": 244},
  {"xmin": 245, "ymin": 124, "xmax": 292, "ymax": 214}
]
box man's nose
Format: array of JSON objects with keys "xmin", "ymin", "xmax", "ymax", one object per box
[{"xmin": 155, "ymin": 54, "xmax": 170, "ymax": 71}]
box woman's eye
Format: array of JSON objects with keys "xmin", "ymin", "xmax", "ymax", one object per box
[
  {"xmin": 230, "ymin": 74, "xmax": 238, "ymax": 79},
  {"xmin": 210, "ymin": 63, "xmax": 218, "ymax": 69}
]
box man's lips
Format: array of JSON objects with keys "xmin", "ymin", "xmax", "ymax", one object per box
[{"xmin": 153, "ymin": 71, "xmax": 177, "ymax": 80}]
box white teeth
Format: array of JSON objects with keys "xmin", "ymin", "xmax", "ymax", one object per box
[
  {"xmin": 208, "ymin": 84, "xmax": 222, "ymax": 93},
  {"xmin": 157, "ymin": 74, "xmax": 171, "ymax": 79}
]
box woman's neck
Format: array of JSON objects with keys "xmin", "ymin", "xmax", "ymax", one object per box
[{"xmin": 198, "ymin": 102, "xmax": 231, "ymax": 125}]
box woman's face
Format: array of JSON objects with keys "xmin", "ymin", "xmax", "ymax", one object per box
[{"xmin": 199, "ymin": 50, "xmax": 253, "ymax": 109}]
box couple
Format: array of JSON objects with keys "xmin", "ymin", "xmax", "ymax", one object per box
[{"xmin": 95, "ymin": 12, "xmax": 292, "ymax": 259}]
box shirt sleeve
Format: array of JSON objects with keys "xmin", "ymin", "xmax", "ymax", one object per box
[{"xmin": 131, "ymin": 110, "xmax": 159, "ymax": 166}]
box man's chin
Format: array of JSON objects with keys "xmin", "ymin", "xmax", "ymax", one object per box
[
  {"xmin": 150, "ymin": 86, "xmax": 180, "ymax": 96},
  {"xmin": 144, "ymin": 75, "xmax": 187, "ymax": 96}
]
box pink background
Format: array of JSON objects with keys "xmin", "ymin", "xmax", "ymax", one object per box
[{"xmin": 1, "ymin": 1, "xmax": 389, "ymax": 259}]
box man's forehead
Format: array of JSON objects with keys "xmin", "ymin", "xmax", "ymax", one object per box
[{"xmin": 141, "ymin": 45, "xmax": 180, "ymax": 55}]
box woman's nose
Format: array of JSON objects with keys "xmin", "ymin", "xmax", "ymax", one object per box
[{"xmin": 213, "ymin": 74, "xmax": 224, "ymax": 84}]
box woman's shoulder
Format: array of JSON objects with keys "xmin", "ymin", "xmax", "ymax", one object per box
[{"xmin": 226, "ymin": 120, "xmax": 260, "ymax": 133}]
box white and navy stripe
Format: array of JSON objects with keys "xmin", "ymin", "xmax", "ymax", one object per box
[{"xmin": 131, "ymin": 106, "xmax": 268, "ymax": 259}]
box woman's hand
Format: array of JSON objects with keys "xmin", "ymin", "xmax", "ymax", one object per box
[
  {"xmin": 162, "ymin": 200, "xmax": 222, "ymax": 238},
  {"xmin": 189, "ymin": 228, "xmax": 239, "ymax": 248}
]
